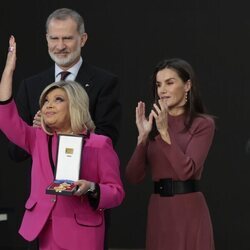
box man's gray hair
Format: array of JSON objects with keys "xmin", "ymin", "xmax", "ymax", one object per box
[{"xmin": 46, "ymin": 8, "xmax": 85, "ymax": 34}]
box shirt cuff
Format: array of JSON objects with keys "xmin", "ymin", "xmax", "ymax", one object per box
[{"xmin": 87, "ymin": 183, "xmax": 100, "ymax": 209}]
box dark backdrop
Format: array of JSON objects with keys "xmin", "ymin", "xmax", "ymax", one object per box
[{"xmin": 1, "ymin": 1, "xmax": 250, "ymax": 249}]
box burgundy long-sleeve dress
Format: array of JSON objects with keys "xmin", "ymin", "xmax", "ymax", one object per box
[{"xmin": 126, "ymin": 114, "xmax": 215, "ymax": 250}]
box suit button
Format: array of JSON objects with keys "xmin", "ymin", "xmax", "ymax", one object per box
[{"xmin": 51, "ymin": 198, "xmax": 56, "ymax": 203}]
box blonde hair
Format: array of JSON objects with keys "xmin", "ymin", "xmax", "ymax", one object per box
[{"xmin": 39, "ymin": 81, "xmax": 95, "ymax": 134}]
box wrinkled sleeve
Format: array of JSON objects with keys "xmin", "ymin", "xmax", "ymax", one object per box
[
  {"xmin": 156, "ymin": 116, "xmax": 215, "ymax": 180},
  {"xmin": 96, "ymin": 137, "xmax": 125, "ymax": 209},
  {"xmin": 0, "ymin": 99, "xmax": 36, "ymax": 154},
  {"xmin": 125, "ymin": 142, "xmax": 149, "ymax": 184},
  {"xmin": 8, "ymin": 79, "xmax": 32, "ymax": 161}
]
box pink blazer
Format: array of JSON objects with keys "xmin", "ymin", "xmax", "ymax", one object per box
[{"xmin": 0, "ymin": 100, "xmax": 125, "ymax": 250}]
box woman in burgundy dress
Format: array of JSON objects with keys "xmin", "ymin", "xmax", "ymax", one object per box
[{"xmin": 126, "ymin": 58, "xmax": 215, "ymax": 250}]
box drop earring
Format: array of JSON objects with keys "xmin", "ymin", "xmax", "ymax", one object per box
[{"xmin": 185, "ymin": 92, "xmax": 188, "ymax": 103}]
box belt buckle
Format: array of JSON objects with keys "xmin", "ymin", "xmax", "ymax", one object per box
[{"xmin": 159, "ymin": 178, "xmax": 174, "ymax": 197}]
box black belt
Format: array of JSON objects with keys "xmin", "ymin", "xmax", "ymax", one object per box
[{"xmin": 154, "ymin": 178, "xmax": 199, "ymax": 197}]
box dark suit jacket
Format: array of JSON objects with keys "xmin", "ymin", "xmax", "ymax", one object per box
[{"xmin": 8, "ymin": 60, "xmax": 121, "ymax": 161}]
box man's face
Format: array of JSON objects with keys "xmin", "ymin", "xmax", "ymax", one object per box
[{"xmin": 46, "ymin": 18, "xmax": 87, "ymax": 70}]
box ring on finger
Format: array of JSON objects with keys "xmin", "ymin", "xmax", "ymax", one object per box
[{"xmin": 8, "ymin": 46, "xmax": 14, "ymax": 52}]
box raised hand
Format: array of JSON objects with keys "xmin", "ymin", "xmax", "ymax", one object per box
[
  {"xmin": 5, "ymin": 35, "xmax": 16, "ymax": 73},
  {"xmin": 0, "ymin": 35, "xmax": 16, "ymax": 101},
  {"xmin": 151, "ymin": 99, "xmax": 171, "ymax": 144},
  {"xmin": 136, "ymin": 101, "xmax": 153, "ymax": 144}
]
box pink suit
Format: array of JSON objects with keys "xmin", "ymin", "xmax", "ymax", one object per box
[{"xmin": 0, "ymin": 100, "xmax": 125, "ymax": 250}]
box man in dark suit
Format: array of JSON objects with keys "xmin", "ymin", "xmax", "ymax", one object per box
[{"xmin": 8, "ymin": 8, "xmax": 121, "ymax": 250}]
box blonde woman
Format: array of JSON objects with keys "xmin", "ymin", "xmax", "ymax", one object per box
[{"xmin": 0, "ymin": 36, "xmax": 125, "ymax": 250}]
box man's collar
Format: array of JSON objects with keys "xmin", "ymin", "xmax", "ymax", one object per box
[{"xmin": 55, "ymin": 57, "xmax": 83, "ymax": 78}]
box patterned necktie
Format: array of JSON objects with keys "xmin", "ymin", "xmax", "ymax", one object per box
[{"xmin": 60, "ymin": 71, "xmax": 70, "ymax": 80}]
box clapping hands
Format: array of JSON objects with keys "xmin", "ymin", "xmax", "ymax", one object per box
[
  {"xmin": 151, "ymin": 99, "xmax": 169, "ymax": 136},
  {"xmin": 136, "ymin": 101, "xmax": 153, "ymax": 144},
  {"xmin": 136, "ymin": 99, "xmax": 170, "ymax": 144}
]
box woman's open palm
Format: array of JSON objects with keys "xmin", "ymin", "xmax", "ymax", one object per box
[
  {"xmin": 136, "ymin": 101, "xmax": 153, "ymax": 137},
  {"xmin": 5, "ymin": 35, "xmax": 16, "ymax": 72}
]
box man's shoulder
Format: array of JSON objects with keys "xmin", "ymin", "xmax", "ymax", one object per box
[
  {"xmin": 22, "ymin": 67, "xmax": 54, "ymax": 85},
  {"xmin": 82, "ymin": 62, "xmax": 118, "ymax": 80}
]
